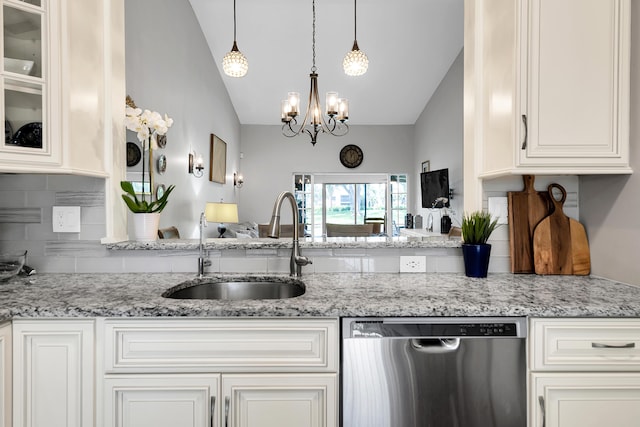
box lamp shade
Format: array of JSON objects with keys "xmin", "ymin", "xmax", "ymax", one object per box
[{"xmin": 205, "ymin": 202, "xmax": 239, "ymax": 223}]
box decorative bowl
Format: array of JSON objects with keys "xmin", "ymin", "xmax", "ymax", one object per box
[
  {"xmin": 0, "ymin": 251, "xmax": 26, "ymax": 281},
  {"xmin": 4, "ymin": 58, "xmax": 35, "ymax": 75}
]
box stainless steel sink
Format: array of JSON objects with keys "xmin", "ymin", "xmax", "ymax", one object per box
[{"xmin": 162, "ymin": 277, "xmax": 305, "ymax": 300}]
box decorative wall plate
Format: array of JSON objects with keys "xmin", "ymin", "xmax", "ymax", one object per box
[
  {"xmin": 157, "ymin": 134, "xmax": 167, "ymax": 148},
  {"xmin": 156, "ymin": 184, "xmax": 165, "ymax": 200},
  {"xmin": 157, "ymin": 154, "xmax": 167, "ymax": 174},
  {"xmin": 126, "ymin": 142, "xmax": 141, "ymax": 167}
]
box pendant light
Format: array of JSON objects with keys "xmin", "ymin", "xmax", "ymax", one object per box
[
  {"xmin": 343, "ymin": 0, "xmax": 368, "ymax": 76},
  {"xmin": 222, "ymin": 0, "xmax": 248, "ymax": 77},
  {"xmin": 281, "ymin": 0, "xmax": 349, "ymax": 145}
]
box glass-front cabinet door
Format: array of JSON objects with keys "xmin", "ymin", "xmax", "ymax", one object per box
[{"xmin": 1, "ymin": 0, "xmax": 55, "ymax": 164}]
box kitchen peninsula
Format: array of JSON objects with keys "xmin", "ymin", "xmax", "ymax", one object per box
[
  {"xmin": 2, "ymin": 272, "xmax": 640, "ymax": 427},
  {"xmin": 1, "ymin": 272, "xmax": 639, "ymax": 319}
]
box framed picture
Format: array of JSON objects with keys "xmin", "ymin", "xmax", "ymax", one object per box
[
  {"xmin": 209, "ymin": 134, "xmax": 227, "ymax": 183},
  {"xmin": 421, "ymin": 160, "xmax": 431, "ymax": 173}
]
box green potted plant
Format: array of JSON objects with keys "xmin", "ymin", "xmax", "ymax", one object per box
[
  {"xmin": 461, "ymin": 211, "xmax": 499, "ymax": 277},
  {"xmin": 121, "ymin": 181, "xmax": 175, "ymax": 241}
]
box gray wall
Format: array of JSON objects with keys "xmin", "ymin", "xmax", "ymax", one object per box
[
  {"xmin": 412, "ymin": 49, "xmax": 464, "ymax": 230},
  {"xmin": 125, "ymin": 0, "xmax": 241, "ymax": 239},
  {"xmin": 238, "ymin": 124, "xmax": 415, "ymax": 225},
  {"xmin": 579, "ymin": 3, "xmax": 640, "ymax": 286}
]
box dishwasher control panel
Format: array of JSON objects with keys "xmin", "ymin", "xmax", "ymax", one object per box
[
  {"xmin": 344, "ymin": 317, "xmax": 527, "ymax": 339},
  {"xmin": 457, "ymin": 323, "xmax": 517, "ymax": 336}
]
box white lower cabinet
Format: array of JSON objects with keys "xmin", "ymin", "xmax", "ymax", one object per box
[
  {"xmin": 101, "ymin": 318, "xmax": 339, "ymax": 427},
  {"xmin": 12, "ymin": 319, "xmax": 95, "ymax": 427},
  {"xmin": 103, "ymin": 373, "xmax": 336, "ymax": 427},
  {"xmin": 0, "ymin": 322, "xmax": 11, "ymax": 427},
  {"xmin": 531, "ymin": 373, "xmax": 640, "ymax": 427},
  {"xmin": 104, "ymin": 374, "xmax": 220, "ymax": 427},
  {"xmin": 529, "ymin": 318, "xmax": 640, "ymax": 427},
  {"xmin": 222, "ymin": 374, "xmax": 336, "ymax": 427}
]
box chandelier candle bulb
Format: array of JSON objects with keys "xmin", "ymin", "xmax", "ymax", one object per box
[
  {"xmin": 313, "ymin": 106, "xmax": 321, "ymax": 124},
  {"xmin": 326, "ymin": 92, "xmax": 339, "ymax": 116},
  {"xmin": 287, "ymin": 92, "xmax": 300, "ymax": 116},
  {"xmin": 338, "ymin": 99, "xmax": 349, "ymax": 121},
  {"xmin": 281, "ymin": 100, "xmax": 292, "ymax": 122}
]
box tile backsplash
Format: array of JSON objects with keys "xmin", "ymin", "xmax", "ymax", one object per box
[
  {"xmin": 0, "ymin": 173, "xmax": 516, "ymax": 275},
  {"xmin": 0, "ymin": 174, "xmax": 107, "ymax": 272}
]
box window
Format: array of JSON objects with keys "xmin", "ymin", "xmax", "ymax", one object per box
[
  {"xmin": 390, "ymin": 174, "xmax": 408, "ymax": 235},
  {"xmin": 293, "ymin": 173, "xmax": 407, "ymax": 237}
]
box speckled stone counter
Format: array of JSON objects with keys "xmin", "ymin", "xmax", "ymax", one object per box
[
  {"xmin": 0, "ymin": 272, "xmax": 639, "ymax": 320},
  {"xmin": 105, "ymin": 235, "xmax": 462, "ymax": 251}
]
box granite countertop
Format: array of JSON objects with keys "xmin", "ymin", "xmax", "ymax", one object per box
[
  {"xmin": 105, "ymin": 235, "xmax": 462, "ymax": 251},
  {"xmin": 0, "ymin": 272, "xmax": 639, "ymax": 320}
]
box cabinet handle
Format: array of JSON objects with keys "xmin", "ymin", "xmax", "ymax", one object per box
[
  {"xmin": 592, "ymin": 342, "xmax": 636, "ymax": 349},
  {"xmin": 225, "ymin": 396, "xmax": 230, "ymax": 427},
  {"xmin": 521, "ymin": 114, "xmax": 528, "ymax": 150},
  {"xmin": 210, "ymin": 396, "xmax": 216, "ymax": 427},
  {"xmin": 538, "ymin": 395, "xmax": 545, "ymax": 427}
]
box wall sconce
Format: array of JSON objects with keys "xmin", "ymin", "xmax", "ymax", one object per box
[
  {"xmin": 188, "ymin": 151, "xmax": 204, "ymax": 178},
  {"xmin": 234, "ymin": 172, "xmax": 244, "ymax": 188}
]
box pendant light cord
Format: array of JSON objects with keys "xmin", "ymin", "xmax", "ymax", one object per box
[
  {"xmin": 233, "ymin": 0, "xmax": 237, "ymax": 42},
  {"xmin": 311, "ymin": 0, "xmax": 317, "ymax": 72},
  {"xmin": 353, "ymin": 0, "xmax": 357, "ymax": 41}
]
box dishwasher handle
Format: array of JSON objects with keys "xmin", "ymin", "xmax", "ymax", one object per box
[{"xmin": 411, "ymin": 338, "xmax": 460, "ymax": 353}]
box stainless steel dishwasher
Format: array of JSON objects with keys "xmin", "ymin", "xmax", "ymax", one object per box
[{"xmin": 342, "ymin": 317, "xmax": 527, "ymax": 427}]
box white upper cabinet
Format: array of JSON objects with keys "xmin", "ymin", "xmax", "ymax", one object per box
[
  {"xmin": 477, "ymin": 0, "xmax": 631, "ymax": 178},
  {"xmin": 0, "ymin": 0, "xmax": 126, "ymax": 179},
  {"xmin": 0, "ymin": 0, "xmax": 61, "ymax": 169}
]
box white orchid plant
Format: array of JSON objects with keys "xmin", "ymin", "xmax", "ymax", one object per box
[
  {"xmin": 123, "ymin": 96, "xmax": 175, "ymax": 208},
  {"xmin": 124, "ymin": 105, "xmax": 174, "ymax": 150}
]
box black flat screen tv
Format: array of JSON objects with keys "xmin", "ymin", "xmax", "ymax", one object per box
[{"xmin": 420, "ymin": 168, "xmax": 450, "ymax": 208}]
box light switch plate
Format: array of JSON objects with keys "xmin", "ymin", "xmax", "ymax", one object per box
[
  {"xmin": 52, "ymin": 206, "xmax": 81, "ymax": 233},
  {"xmin": 488, "ymin": 197, "xmax": 509, "ymax": 224}
]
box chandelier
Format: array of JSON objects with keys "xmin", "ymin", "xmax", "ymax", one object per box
[
  {"xmin": 281, "ymin": 0, "xmax": 349, "ymax": 146},
  {"xmin": 222, "ymin": 0, "xmax": 248, "ymax": 78},
  {"xmin": 343, "ymin": 0, "xmax": 368, "ymax": 76}
]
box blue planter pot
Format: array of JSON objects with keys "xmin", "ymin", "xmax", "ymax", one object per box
[{"xmin": 462, "ymin": 243, "xmax": 492, "ymax": 278}]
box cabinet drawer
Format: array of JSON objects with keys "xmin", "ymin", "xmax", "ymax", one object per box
[
  {"xmin": 530, "ymin": 318, "xmax": 640, "ymax": 371},
  {"xmin": 103, "ymin": 318, "xmax": 338, "ymax": 373}
]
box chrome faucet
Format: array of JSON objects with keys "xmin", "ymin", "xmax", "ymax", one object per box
[
  {"xmin": 198, "ymin": 212, "xmax": 211, "ymax": 278},
  {"xmin": 267, "ymin": 191, "xmax": 312, "ymax": 276}
]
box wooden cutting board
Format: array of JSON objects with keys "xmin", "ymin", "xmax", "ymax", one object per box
[
  {"xmin": 508, "ymin": 175, "xmax": 551, "ymax": 273},
  {"xmin": 533, "ymin": 183, "xmax": 591, "ymax": 275}
]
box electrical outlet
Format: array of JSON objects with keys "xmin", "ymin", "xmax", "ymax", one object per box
[
  {"xmin": 400, "ymin": 256, "xmax": 427, "ymax": 273},
  {"xmin": 52, "ymin": 206, "xmax": 81, "ymax": 233}
]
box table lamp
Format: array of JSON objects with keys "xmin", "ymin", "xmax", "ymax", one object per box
[{"xmin": 205, "ymin": 202, "xmax": 239, "ymax": 238}]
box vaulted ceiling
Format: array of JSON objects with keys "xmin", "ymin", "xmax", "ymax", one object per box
[{"xmin": 189, "ymin": 0, "xmax": 463, "ymax": 126}]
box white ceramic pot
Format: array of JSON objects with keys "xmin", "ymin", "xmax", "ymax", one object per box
[{"xmin": 132, "ymin": 212, "xmax": 160, "ymax": 242}]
